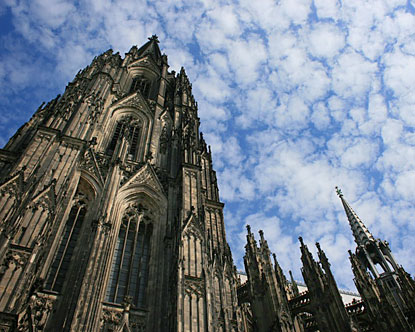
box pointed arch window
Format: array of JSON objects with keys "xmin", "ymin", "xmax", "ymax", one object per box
[
  {"xmin": 45, "ymin": 194, "xmax": 88, "ymax": 292},
  {"xmin": 105, "ymin": 207, "xmax": 152, "ymax": 308},
  {"xmin": 127, "ymin": 119, "xmax": 141, "ymax": 160},
  {"xmin": 106, "ymin": 121, "xmax": 123, "ymax": 155},
  {"xmin": 130, "ymin": 76, "xmax": 151, "ymax": 99},
  {"xmin": 106, "ymin": 117, "xmax": 141, "ymax": 160}
]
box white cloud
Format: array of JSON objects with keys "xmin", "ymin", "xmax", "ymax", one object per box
[
  {"xmin": 311, "ymin": 102, "xmax": 331, "ymax": 130},
  {"xmin": 332, "ymin": 50, "xmax": 378, "ymax": 101},
  {"xmin": 341, "ymin": 138, "xmax": 379, "ymax": 169},
  {"xmin": 314, "ymin": 0, "xmax": 340, "ymax": 19},
  {"xmin": 227, "ymin": 36, "xmax": 268, "ymax": 85},
  {"xmin": 381, "ymin": 119, "xmax": 403, "ymax": 145},
  {"xmin": 308, "ymin": 23, "xmax": 346, "ymax": 59},
  {"xmin": 236, "ymin": 85, "xmax": 277, "ymax": 128},
  {"xmin": 30, "ymin": 0, "xmax": 75, "ymax": 29}
]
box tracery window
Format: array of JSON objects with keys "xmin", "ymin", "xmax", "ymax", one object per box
[
  {"xmin": 105, "ymin": 206, "xmax": 152, "ymax": 308},
  {"xmin": 106, "ymin": 121, "xmax": 123, "ymax": 155},
  {"xmin": 127, "ymin": 122, "xmax": 141, "ymax": 160},
  {"xmin": 130, "ymin": 76, "xmax": 151, "ymax": 99},
  {"xmin": 45, "ymin": 193, "xmax": 88, "ymax": 292},
  {"xmin": 106, "ymin": 117, "xmax": 141, "ymax": 160}
]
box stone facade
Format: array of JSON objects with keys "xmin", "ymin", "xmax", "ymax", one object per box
[
  {"xmin": 239, "ymin": 188, "xmax": 415, "ymax": 332},
  {"xmin": 0, "ymin": 36, "xmax": 242, "ymax": 332},
  {"xmin": 0, "ymin": 36, "xmax": 414, "ymax": 332}
]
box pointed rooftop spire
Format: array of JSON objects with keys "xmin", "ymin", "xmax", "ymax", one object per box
[
  {"xmin": 245, "ymin": 224, "xmax": 257, "ymax": 250},
  {"xmin": 136, "ymin": 35, "xmax": 162, "ymax": 61},
  {"xmin": 335, "ymin": 187, "xmax": 375, "ymax": 246},
  {"xmin": 289, "ymin": 270, "xmax": 299, "ymax": 297}
]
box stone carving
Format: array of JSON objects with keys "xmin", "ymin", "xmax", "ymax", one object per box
[
  {"xmin": 80, "ymin": 149, "xmax": 111, "ymax": 183},
  {"xmin": 184, "ymin": 276, "xmax": 205, "ymax": 298},
  {"xmin": 159, "ymin": 125, "xmax": 169, "ymax": 154},
  {"xmin": 0, "ymin": 178, "xmax": 19, "ymax": 198},
  {"xmin": 120, "ymin": 162, "xmax": 144, "ymax": 186},
  {"xmin": 28, "ymin": 180, "xmax": 56, "ymax": 213},
  {"xmin": 86, "ymin": 92, "xmax": 104, "ymax": 124},
  {"xmin": 114, "ymin": 94, "xmax": 145, "ymax": 111},
  {"xmin": 130, "ymin": 314, "xmax": 146, "ymax": 332},
  {"xmin": 121, "ymin": 163, "xmax": 164, "ymax": 196},
  {"xmin": 101, "ymin": 308, "xmax": 123, "ymax": 327},
  {"xmin": 0, "ymin": 248, "xmax": 30, "ymax": 277},
  {"xmin": 21, "ymin": 293, "xmax": 54, "ymax": 331}
]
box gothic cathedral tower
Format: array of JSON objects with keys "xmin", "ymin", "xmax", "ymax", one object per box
[{"xmin": 0, "ymin": 36, "xmax": 243, "ymax": 332}]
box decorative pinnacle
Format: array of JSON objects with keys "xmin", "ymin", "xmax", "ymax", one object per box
[
  {"xmin": 148, "ymin": 34, "xmax": 159, "ymax": 43},
  {"xmin": 246, "ymin": 224, "xmax": 251, "ymax": 234},
  {"xmin": 335, "ymin": 186, "xmax": 343, "ymax": 197}
]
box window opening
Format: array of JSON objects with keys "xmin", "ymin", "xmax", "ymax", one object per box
[
  {"xmin": 106, "ymin": 117, "xmax": 141, "ymax": 160},
  {"xmin": 130, "ymin": 76, "xmax": 151, "ymax": 98},
  {"xmin": 128, "ymin": 124, "xmax": 140, "ymax": 160},
  {"xmin": 106, "ymin": 121, "xmax": 123, "ymax": 155},
  {"xmin": 45, "ymin": 196, "xmax": 87, "ymax": 292},
  {"xmin": 105, "ymin": 208, "xmax": 152, "ymax": 308}
]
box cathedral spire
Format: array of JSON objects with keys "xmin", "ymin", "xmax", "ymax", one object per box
[{"xmin": 335, "ymin": 186, "xmax": 375, "ymax": 246}]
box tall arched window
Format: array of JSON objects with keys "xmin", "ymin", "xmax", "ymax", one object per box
[
  {"xmin": 106, "ymin": 116, "xmax": 141, "ymax": 160},
  {"xmin": 106, "ymin": 121, "xmax": 123, "ymax": 155},
  {"xmin": 127, "ymin": 119, "xmax": 141, "ymax": 160},
  {"xmin": 130, "ymin": 76, "xmax": 151, "ymax": 98},
  {"xmin": 45, "ymin": 193, "xmax": 89, "ymax": 292},
  {"xmin": 105, "ymin": 206, "xmax": 152, "ymax": 308}
]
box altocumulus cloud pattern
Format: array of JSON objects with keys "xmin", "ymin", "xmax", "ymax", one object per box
[{"xmin": 0, "ymin": 0, "xmax": 415, "ymax": 290}]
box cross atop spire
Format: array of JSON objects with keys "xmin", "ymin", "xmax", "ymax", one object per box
[{"xmin": 335, "ymin": 187, "xmax": 375, "ymax": 247}]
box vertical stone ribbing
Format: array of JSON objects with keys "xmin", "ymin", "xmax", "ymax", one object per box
[{"xmin": 0, "ymin": 37, "xmax": 243, "ymax": 332}]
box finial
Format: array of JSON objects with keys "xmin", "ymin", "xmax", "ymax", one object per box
[
  {"xmin": 299, "ymin": 236, "xmax": 304, "ymax": 245},
  {"xmin": 246, "ymin": 224, "xmax": 251, "ymax": 234},
  {"xmin": 316, "ymin": 242, "xmax": 321, "ymax": 251},
  {"xmin": 335, "ymin": 186, "xmax": 343, "ymax": 197},
  {"xmin": 259, "ymin": 229, "xmax": 264, "ymax": 240},
  {"xmin": 148, "ymin": 35, "xmax": 159, "ymax": 43}
]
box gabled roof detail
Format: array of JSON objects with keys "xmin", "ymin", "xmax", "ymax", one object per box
[
  {"xmin": 0, "ymin": 168, "xmax": 25, "ymax": 198},
  {"xmin": 127, "ymin": 56, "xmax": 161, "ymax": 74},
  {"xmin": 182, "ymin": 211, "xmax": 204, "ymax": 240},
  {"xmin": 30, "ymin": 179, "xmax": 56, "ymax": 212},
  {"xmin": 136, "ymin": 35, "xmax": 162, "ymax": 62},
  {"xmin": 121, "ymin": 163, "xmax": 165, "ymax": 196},
  {"xmin": 110, "ymin": 91, "xmax": 154, "ymax": 117},
  {"xmin": 80, "ymin": 148, "xmax": 105, "ymax": 186}
]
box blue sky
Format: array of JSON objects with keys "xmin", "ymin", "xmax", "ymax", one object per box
[{"xmin": 1, "ymin": 0, "xmax": 415, "ymax": 291}]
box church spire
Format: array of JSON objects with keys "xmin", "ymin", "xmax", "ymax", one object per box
[{"xmin": 335, "ymin": 186, "xmax": 375, "ymax": 246}]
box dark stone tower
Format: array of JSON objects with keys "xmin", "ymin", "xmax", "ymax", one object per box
[
  {"xmin": 0, "ymin": 36, "xmax": 242, "ymax": 332},
  {"xmin": 242, "ymin": 226, "xmax": 296, "ymax": 332},
  {"xmin": 336, "ymin": 187, "xmax": 415, "ymax": 331},
  {"xmin": 239, "ymin": 189, "xmax": 415, "ymax": 331},
  {"xmin": 299, "ymin": 238, "xmax": 353, "ymax": 332}
]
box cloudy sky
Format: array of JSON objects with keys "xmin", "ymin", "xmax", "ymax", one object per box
[{"xmin": 1, "ymin": 0, "xmax": 415, "ymax": 291}]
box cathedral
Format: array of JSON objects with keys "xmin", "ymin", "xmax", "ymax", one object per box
[{"xmin": 0, "ymin": 36, "xmax": 414, "ymax": 332}]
